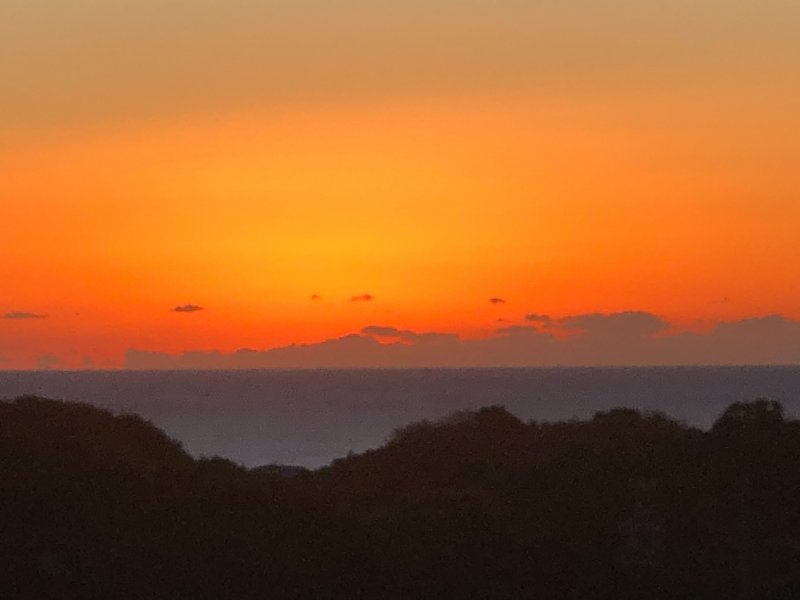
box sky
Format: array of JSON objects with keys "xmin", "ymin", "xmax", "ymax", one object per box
[{"xmin": 2, "ymin": 0, "xmax": 799, "ymax": 369}]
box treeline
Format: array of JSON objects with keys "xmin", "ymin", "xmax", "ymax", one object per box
[{"xmin": 1, "ymin": 395, "xmax": 799, "ymax": 599}]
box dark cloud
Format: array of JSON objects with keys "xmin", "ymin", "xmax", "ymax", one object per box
[
  {"xmin": 126, "ymin": 335, "xmax": 385, "ymax": 370},
  {"xmin": 496, "ymin": 325, "xmax": 539, "ymax": 336},
  {"xmin": 410, "ymin": 332, "xmax": 460, "ymax": 344},
  {"xmin": 362, "ymin": 325, "xmax": 406, "ymax": 337},
  {"xmin": 350, "ymin": 294, "xmax": 374, "ymax": 302},
  {"xmin": 3, "ymin": 312, "xmax": 47, "ymax": 320},
  {"xmin": 560, "ymin": 311, "xmax": 669, "ymax": 338},
  {"xmin": 125, "ymin": 312, "xmax": 800, "ymax": 370},
  {"xmin": 362, "ymin": 325, "xmax": 458, "ymax": 344},
  {"xmin": 489, "ymin": 297, "xmax": 506, "ymax": 305},
  {"xmin": 310, "ymin": 294, "xmax": 321, "ymax": 300},
  {"xmin": 525, "ymin": 313, "xmax": 552, "ymax": 323},
  {"xmin": 697, "ymin": 315, "xmax": 800, "ymax": 364},
  {"xmin": 713, "ymin": 314, "xmax": 791, "ymax": 336},
  {"xmin": 172, "ymin": 304, "xmax": 204, "ymax": 313}
]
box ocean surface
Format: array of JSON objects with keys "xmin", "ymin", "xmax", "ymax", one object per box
[{"xmin": 1, "ymin": 367, "xmax": 798, "ymax": 468}]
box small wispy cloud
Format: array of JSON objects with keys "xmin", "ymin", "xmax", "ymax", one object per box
[
  {"xmin": 350, "ymin": 294, "xmax": 375, "ymax": 302},
  {"xmin": 172, "ymin": 304, "xmax": 204, "ymax": 313},
  {"xmin": 310, "ymin": 294, "xmax": 321, "ymax": 301},
  {"xmin": 489, "ymin": 297, "xmax": 506, "ymax": 305},
  {"xmin": 3, "ymin": 312, "xmax": 46, "ymax": 320}
]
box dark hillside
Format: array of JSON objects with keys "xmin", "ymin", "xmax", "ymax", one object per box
[{"xmin": 1, "ymin": 396, "xmax": 799, "ymax": 598}]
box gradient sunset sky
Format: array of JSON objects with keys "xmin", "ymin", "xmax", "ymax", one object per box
[{"xmin": 2, "ymin": 0, "xmax": 799, "ymax": 369}]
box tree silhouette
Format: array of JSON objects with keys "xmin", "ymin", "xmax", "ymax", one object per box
[{"xmin": 1, "ymin": 395, "xmax": 799, "ymax": 598}]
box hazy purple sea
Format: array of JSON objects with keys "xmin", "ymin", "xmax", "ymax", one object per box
[{"xmin": 1, "ymin": 367, "xmax": 798, "ymax": 468}]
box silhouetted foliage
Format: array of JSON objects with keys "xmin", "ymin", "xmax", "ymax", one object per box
[{"xmin": 1, "ymin": 395, "xmax": 799, "ymax": 598}]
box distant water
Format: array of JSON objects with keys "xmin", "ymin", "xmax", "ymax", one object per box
[{"xmin": 1, "ymin": 367, "xmax": 798, "ymax": 468}]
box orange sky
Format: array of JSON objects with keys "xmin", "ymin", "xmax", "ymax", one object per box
[{"xmin": 2, "ymin": 0, "xmax": 799, "ymax": 368}]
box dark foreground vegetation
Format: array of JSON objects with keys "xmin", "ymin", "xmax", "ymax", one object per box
[{"xmin": 2, "ymin": 396, "xmax": 800, "ymax": 599}]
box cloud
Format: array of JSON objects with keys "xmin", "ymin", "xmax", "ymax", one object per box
[
  {"xmin": 496, "ymin": 325, "xmax": 539, "ymax": 336},
  {"xmin": 560, "ymin": 311, "xmax": 669, "ymax": 338},
  {"xmin": 713, "ymin": 314, "xmax": 791, "ymax": 336},
  {"xmin": 525, "ymin": 313, "xmax": 552, "ymax": 323},
  {"xmin": 410, "ymin": 332, "xmax": 460, "ymax": 344},
  {"xmin": 126, "ymin": 335, "xmax": 385, "ymax": 370},
  {"xmin": 310, "ymin": 294, "xmax": 321, "ymax": 300},
  {"xmin": 489, "ymin": 297, "xmax": 506, "ymax": 305},
  {"xmin": 362, "ymin": 325, "xmax": 407, "ymax": 337},
  {"xmin": 3, "ymin": 312, "xmax": 46, "ymax": 320},
  {"xmin": 362, "ymin": 325, "xmax": 459, "ymax": 344},
  {"xmin": 350, "ymin": 294, "xmax": 375, "ymax": 302},
  {"xmin": 172, "ymin": 304, "xmax": 204, "ymax": 313},
  {"xmin": 37, "ymin": 353, "xmax": 60, "ymax": 370},
  {"xmin": 690, "ymin": 315, "xmax": 800, "ymax": 365},
  {"xmin": 124, "ymin": 312, "xmax": 800, "ymax": 370}
]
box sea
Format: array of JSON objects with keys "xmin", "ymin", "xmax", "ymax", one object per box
[{"xmin": 1, "ymin": 367, "xmax": 798, "ymax": 468}]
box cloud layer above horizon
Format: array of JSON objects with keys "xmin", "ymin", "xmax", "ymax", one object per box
[{"xmin": 125, "ymin": 312, "xmax": 800, "ymax": 370}]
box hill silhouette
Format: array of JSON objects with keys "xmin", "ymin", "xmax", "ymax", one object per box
[{"xmin": 2, "ymin": 395, "xmax": 800, "ymax": 598}]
